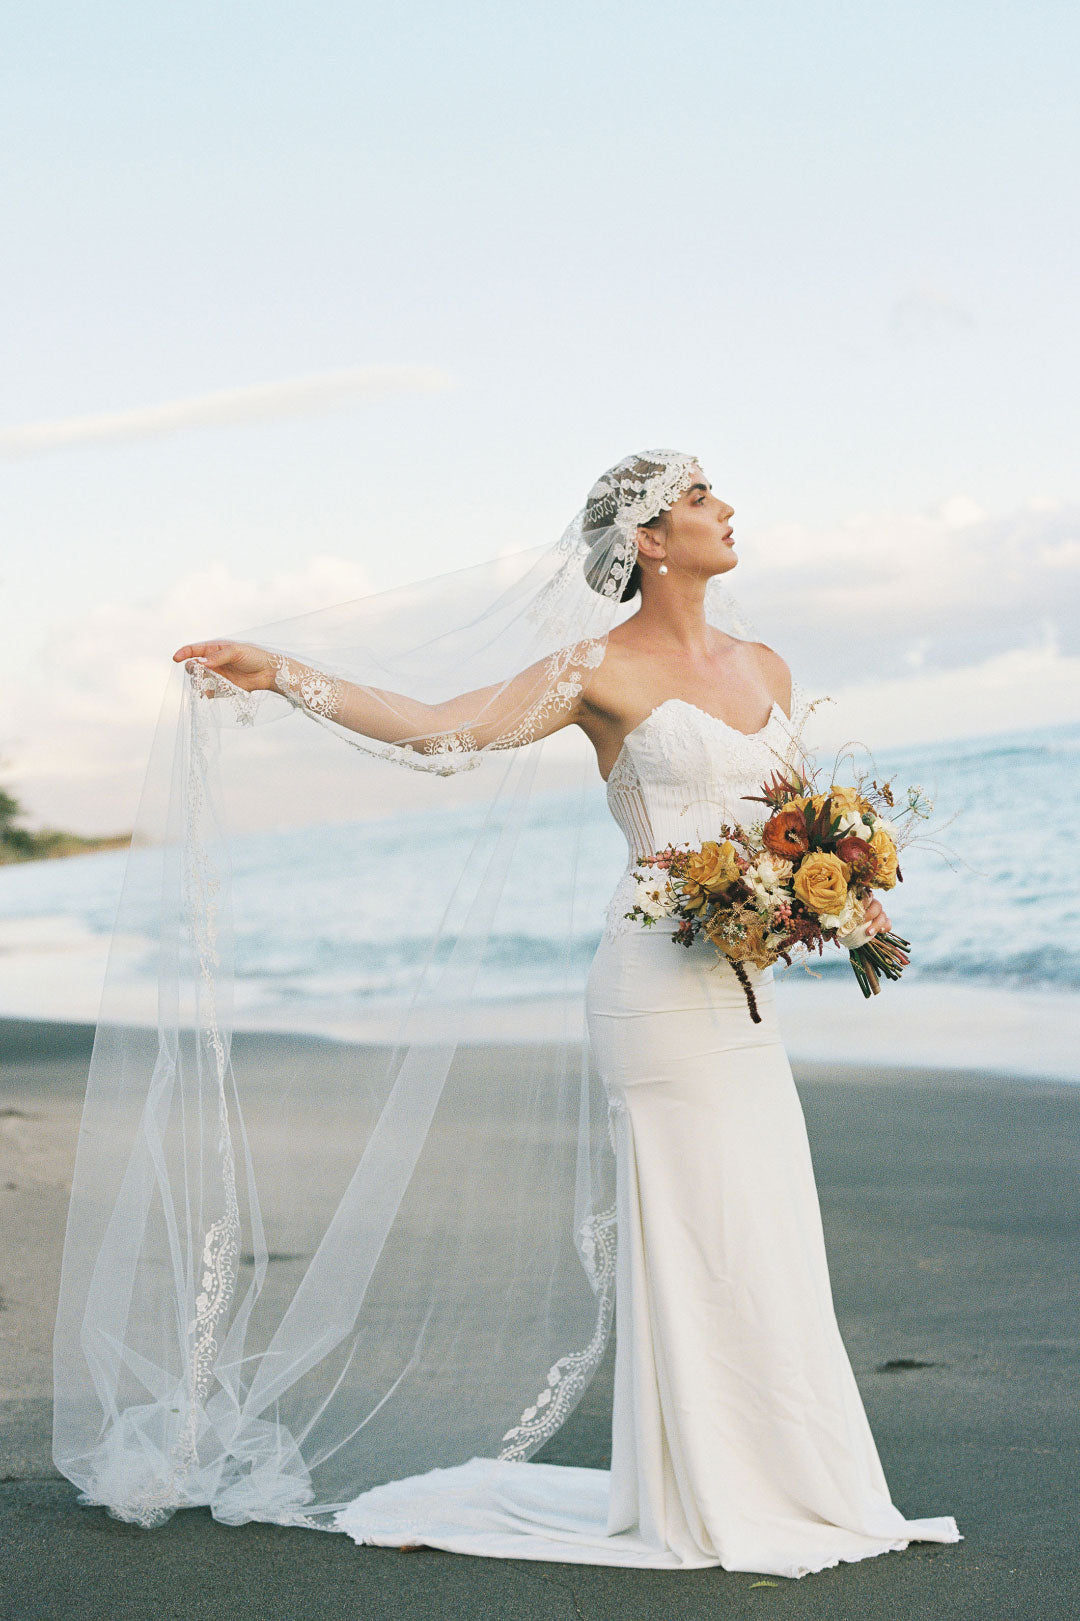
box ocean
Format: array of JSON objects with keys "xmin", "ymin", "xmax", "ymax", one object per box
[{"xmin": 1, "ymin": 720, "xmax": 1077, "ymax": 1076}]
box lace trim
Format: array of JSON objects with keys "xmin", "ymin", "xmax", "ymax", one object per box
[
  {"xmin": 494, "ymin": 638, "xmax": 606, "ymax": 750},
  {"xmin": 604, "ymin": 746, "xmax": 639, "ymax": 796},
  {"xmin": 112, "ymin": 668, "xmax": 245, "ymax": 1529},
  {"xmin": 418, "ymin": 727, "xmax": 480, "ymax": 763},
  {"xmin": 188, "ymin": 662, "xmax": 258, "ymax": 725},
  {"xmin": 497, "ymin": 1204, "xmax": 616, "ymax": 1462},
  {"xmin": 609, "ymin": 451, "xmax": 699, "ymax": 531},
  {"xmin": 260, "ymin": 640, "xmax": 604, "ymax": 776},
  {"xmin": 270, "ymin": 653, "xmax": 344, "ymax": 722},
  {"xmin": 605, "ymin": 1090, "xmax": 629, "ymax": 1152},
  {"xmin": 175, "ymin": 672, "xmax": 242, "ymax": 1508}
]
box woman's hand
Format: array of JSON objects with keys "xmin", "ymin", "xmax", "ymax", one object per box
[
  {"xmin": 861, "ymin": 895, "xmax": 892, "ymax": 938},
  {"xmin": 172, "ymin": 640, "xmax": 277, "ymax": 693}
]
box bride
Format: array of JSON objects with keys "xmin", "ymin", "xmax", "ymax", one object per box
[{"xmin": 152, "ymin": 450, "xmax": 962, "ymax": 1577}]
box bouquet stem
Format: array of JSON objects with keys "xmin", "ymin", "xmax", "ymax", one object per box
[
  {"xmin": 730, "ymin": 959, "xmax": 762, "ymax": 1023},
  {"xmin": 848, "ymin": 931, "xmax": 910, "ymax": 998}
]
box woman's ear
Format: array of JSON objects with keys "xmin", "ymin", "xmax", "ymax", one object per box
[{"xmin": 635, "ymin": 523, "xmax": 666, "ymax": 562}]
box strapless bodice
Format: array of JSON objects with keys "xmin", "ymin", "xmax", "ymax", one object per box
[{"xmin": 602, "ymin": 684, "xmax": 812, "ymax": 939}]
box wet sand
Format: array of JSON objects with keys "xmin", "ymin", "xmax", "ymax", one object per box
[{"xmin": 1, "ymin": 1017, "xmax": 1078, "ymax": 1620}]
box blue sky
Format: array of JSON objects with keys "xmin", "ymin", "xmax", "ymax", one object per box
[{"xmin": 3, "ymin": 1, "xmax": 1079, "ymax": 828}]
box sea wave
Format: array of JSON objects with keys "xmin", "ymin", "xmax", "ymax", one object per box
[{"xmin": 1, "ymin": 720, "xmax": 1076, "ymax": 1021}]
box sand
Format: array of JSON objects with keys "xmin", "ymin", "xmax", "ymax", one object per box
[{"xmin": 1, "ymin": 1016, "xmax": 1078, "ymax": 1620}]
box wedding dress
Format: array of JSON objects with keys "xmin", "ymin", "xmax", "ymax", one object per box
[
  {"xmin": 54, "ymin": 448, "xmax": 962, "ymax": 1575},
  {"xmin": 335, "ymin": 691, "xmax": 963, "ymax": 1577}
]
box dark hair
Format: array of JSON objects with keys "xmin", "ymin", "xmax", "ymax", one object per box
[
  {"xmin": 582, "ymin": 461, "xmax": 668, "ymax": 602},
  {"xmin": 586, "ymin": 514, "xmax": 664, "ymax": 601}
]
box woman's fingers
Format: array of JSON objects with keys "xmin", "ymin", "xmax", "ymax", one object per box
[
  {"xmin": 172, "ymin": 640, "xmax": 233, "ymax": 664},
  {"xmin": 862, "ymin": 898, "xmax": 892, "ymax": 937},
  {"xmin": 171, "ymin": 640, "xmax": 273, "ymax": 695}
]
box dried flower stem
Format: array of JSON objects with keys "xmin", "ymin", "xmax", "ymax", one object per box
[{"xmin": 730, "ymin": 959, "xmax": 762, "ymax": 1024}]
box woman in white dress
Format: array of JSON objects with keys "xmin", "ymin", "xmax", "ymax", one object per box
[{"xmin": 162, "ymin": 451, "xmax": 962, "ymax": 1577}]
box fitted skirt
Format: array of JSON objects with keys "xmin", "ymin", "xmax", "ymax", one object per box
[{"xmin": 336, "ymin": 928, "xmax": 961, "ymax": 1576}]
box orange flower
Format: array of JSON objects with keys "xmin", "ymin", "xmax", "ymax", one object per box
[{"xmin": 763, "ymin": 808, "xmax": 810, "ymax": 859}]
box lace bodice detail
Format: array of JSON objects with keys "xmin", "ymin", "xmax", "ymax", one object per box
[{"xmin": 603, "ymin": 683, "xmax": 813, "ymax": 940}]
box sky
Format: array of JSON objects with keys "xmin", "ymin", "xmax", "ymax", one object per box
[{"xmin": 2, "ymin": 0, "xmax": 1079, "ymax": 831}]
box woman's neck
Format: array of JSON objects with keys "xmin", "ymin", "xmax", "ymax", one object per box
[{"xmin": 634, "ymin": 575, "xmax": 714, "ymax": 655}]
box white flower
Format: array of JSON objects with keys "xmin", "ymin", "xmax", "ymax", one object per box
[
  {"xmin": 746, "ymin": 851, "xmax": 794, "ymax": 903},
  {"xmin": 820, "ymin": 893, "xmax": 863, "ymax": 935},
  {"xmin": 837, "ymin": 810, "xmax": 871, "ymax": 840},
  {"xmin": 631, "ymin": 866, "xmax": 676, "ymax": 921}
]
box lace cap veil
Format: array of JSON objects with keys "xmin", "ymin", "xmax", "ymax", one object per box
[{"xmin": 53, "ymin": 448, "xmax": 758, "ymax": 1529}]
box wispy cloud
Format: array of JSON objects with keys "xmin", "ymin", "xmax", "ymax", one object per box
[{"xmin": 0, "ymin": 365, "xmax": 454, "ymax": 459}]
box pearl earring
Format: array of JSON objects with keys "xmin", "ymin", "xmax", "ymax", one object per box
[{"xmin": 657, "ymin": 562, "xmax": 669, "ymax": 576}]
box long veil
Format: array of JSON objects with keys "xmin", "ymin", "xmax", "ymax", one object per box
[{"xmin": 52, "ymin": 452, "xmax": 756, "ymax": 1529}]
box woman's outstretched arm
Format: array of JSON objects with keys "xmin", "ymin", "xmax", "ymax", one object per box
[{"xmin": 171, "ymin": 638, "xmax": 599, "ymax": 756}]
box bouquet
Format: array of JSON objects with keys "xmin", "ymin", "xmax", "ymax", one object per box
[{"xmin": 624, "ymin": 762, "xmax": 933, "ymax": 1023}]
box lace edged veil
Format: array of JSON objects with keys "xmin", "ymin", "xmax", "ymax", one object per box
[{"xmin": 53, "ymin": 450, "xmax": 758, "ymax": 1529}]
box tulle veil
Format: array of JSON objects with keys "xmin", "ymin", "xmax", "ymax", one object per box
[{"xmin": 52, "ymin": 450, "xmax": 757, "ymax": 1529}]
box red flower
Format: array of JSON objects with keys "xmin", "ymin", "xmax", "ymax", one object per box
[
  {"xmin": 763, "ymin": 808, "xmax": 810, "ymax": 858},
  {"xmin": 834, "ymin": 835, "xmax": 878, "ymax": 880}
]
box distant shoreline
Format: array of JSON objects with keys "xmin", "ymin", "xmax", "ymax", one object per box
[{"xmin": 0, "ymin": 830, "xmax": 131, "ymax": 866}]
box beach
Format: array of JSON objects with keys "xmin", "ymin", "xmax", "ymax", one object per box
[{"xmin": 2, "ymin": 1016, "xmax": 1078, "ymax": 1620}]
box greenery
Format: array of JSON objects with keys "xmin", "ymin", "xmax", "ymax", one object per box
[{"xmin": 0, "ymin": 782, "xmax": 130, "ymax": 865}]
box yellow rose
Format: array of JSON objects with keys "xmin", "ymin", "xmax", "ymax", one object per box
[
  {"xmin": 684, "ymin": 840, "xmax": 741, "ymax": 897},
  {"xmin": 793, "ymin": 850, "xmax": 851, "ymax": 915},
  {"xmin": 828, "ymin": 784, "xmax": 865, "ymax": 816},
  {"xmin": 868, "ymin": 828, "xmax": 899, "ymax": 889},
  {"xmin": 787, "ymin": 793, "xmax": 827, "ymax": 817}
]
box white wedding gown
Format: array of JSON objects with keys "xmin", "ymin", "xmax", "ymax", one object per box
[{"xmin": 336, "ymin": 695, "xmax": 962, "ymax": 1578}]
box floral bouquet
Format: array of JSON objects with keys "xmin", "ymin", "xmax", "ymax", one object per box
[{"xmin": 624, "ymin": 763, "xmax": 933, "ymax": 1023}]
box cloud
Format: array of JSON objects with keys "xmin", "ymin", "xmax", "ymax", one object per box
[
  {"xmin": 5, "ymin": 497, "xmax": 1080, "ymax": 835},
  {"xmin": 736, "ymin": 496, "xmax": 1080, "ymax": 685},
  {"xmin": 2, "ymin": 554, "xmax": 375, "ymax": 832},
  {"xmin": 0, "ymin": 365, "xmax": 454, "ymax": 459},
  {"xmin": 813, "ymin": 641, "xmax": 1080, "ymax": 754}
]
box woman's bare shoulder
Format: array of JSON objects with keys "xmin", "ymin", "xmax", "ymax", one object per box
[{"xmin": 749, "ymin": 640, "xmax": 793, "ymax": 707}]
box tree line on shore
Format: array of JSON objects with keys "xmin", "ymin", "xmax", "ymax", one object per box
[{"xmin": 0, "ymin": 783, "xmax": 130, "ymax": 865}]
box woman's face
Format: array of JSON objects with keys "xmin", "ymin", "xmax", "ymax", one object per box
[{"xmin": 639, "ymin": 466, "xmax": 737, "ymax": 580}]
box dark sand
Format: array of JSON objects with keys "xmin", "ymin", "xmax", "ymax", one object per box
[{"xmin": 2, "ymin": 1016, "xmax": 1078, "ymax": 1620}]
